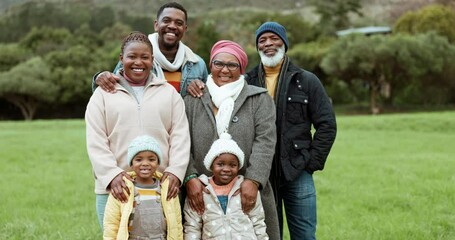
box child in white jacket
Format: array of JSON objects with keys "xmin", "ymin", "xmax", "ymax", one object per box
[{"xmin": 183, "ymin": 133, "xmax": 268, "ymax": 239}]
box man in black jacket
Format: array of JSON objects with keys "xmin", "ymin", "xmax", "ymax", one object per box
[{"xmin": 246, "ymin": 22, "xmax": 337, "ymax": 240}]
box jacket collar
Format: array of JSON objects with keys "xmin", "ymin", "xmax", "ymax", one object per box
[
  {"xmin": 115, "ymin": 72, "xmax": 166, "ymax": 92},
  {"xmin": 199, "ymin": 174, "xmax": 245, "ymax": 197}
]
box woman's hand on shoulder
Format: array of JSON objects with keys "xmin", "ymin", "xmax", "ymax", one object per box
[
  {"xmin": 161, "ymin": 172, "xmax": 180, "ymax": 201},
  {"xmin": 108, "ymin": 171, "xmax": 133, "ymax": 203},
  {"xmin": 185, "ymin": 178, "xmax": 207, "ymax": 215}
]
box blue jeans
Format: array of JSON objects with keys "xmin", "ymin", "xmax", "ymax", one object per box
[
  {"xmin": 96, "ymin": 194, "xmax": 109, "ymax": 230},
  {"xmin": 277, "ymin": 171, "xmax": 317, "ymax": 240}
]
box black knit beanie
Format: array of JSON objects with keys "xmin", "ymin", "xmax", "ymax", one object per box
[{"xmin": 255, "ymin": 21, "xmax": 289, "ymax": 52}]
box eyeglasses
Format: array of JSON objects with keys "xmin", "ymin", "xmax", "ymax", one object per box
[{"xmin": 212, "ymin": 60, "xmax": 240, "ymax": 71}]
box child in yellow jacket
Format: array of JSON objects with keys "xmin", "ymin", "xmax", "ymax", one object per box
[{"xmin": 103, "ymin": 135, "xmax": 183, "ymax": 240}]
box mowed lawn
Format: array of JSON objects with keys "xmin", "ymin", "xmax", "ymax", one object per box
[{"xmin": 1, "ymin": 111, "xmax": 454, "ymax": 239}]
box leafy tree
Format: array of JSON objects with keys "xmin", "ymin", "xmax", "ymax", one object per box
[
  {"xmin": 19, "ymin": 27, "xmax": 72, "ymax": 56},
  {"xmin": 51, "ymin": 3, "xmax": 92, "ymax": 32},
  {"xmin": 321, "ymin": 34, "xmax": 385, "ymax": 113},
  {"xmin": 386, "ymin": 32, "xmax": 455, "ymax": 105},
  {"xmin": 72, "ymin": 24, "xmax": 104, "ymax": 48},
  {"xmin": 89, "ymin": 6, "xmax": 116, "ymax": 33},
  {"xmin": 321, "ymin": 32, "xmax": 455, "ymax": 113},
  {"xmin": 0, "ymin": 57, "xmax": 58, "ymax": 120},
  {"xmin": 0, "ymin": 43, "xmax": 31, "ymax": 72},
  {"xmin": 0, "ymin": 2, "xmax": 90, "ymax": 42},
  {"xmin": 44, "ymin": 44, "xmax": 113, "ymax": 103},
  {"xmin": 309, "ymin": 0, "xmax": 363, "ymax": 36},
  {"xmin": 394, "ymin": 4, "xmax": 455, "ymax": 43}
]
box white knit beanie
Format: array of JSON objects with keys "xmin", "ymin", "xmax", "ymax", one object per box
[
  {"xmin": 204, "ymin": 133, "xmax": 245, "ymax": 171},
  {"xmin": 127, "ymin": 135, "xmax": 163, "ymax": 166}
]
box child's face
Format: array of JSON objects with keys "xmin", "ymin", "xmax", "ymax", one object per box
[
  {"xmin": 120, "ymin": 42, "xmax": 153, "ymax": 83},
  {"xmin": 211, "ymin": 153, "xmax": 239, "ymax": 186},
  {"xmin": 131, "ymin": 151, "xmax": 159, "ymax": 185}
]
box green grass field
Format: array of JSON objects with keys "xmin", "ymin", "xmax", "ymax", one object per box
[{"xmin": 1, "ymin": 111, "xmax": 454, "ymax": 239}]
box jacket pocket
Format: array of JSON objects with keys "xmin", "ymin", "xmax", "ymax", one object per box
[
  {"xmin": 289, "ymin": 139, "xmax": 311, "ymax": 170},
  {"xmin": 286, "ymin": 94, "xmax": 308, "ymax": 124}
]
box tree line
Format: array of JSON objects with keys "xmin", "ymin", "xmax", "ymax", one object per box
[{"xmin": 0, "ymin": 1, "xmax": 454, "ymax": 120}]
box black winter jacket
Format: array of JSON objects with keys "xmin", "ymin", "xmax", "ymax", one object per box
[{"xmin": 245, "ymin": 56, "xmax": 337, "ymax": 182}]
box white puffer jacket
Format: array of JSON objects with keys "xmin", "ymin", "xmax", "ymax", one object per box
[{"xmin": 183, "ymin": 175, "xmax": 268, "ymax": 240}]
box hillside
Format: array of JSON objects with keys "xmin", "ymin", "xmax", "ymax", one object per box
[
  {"xmin": 2, "ymin": 0, "xmax": 451, "ymax": 25},
  {"xmin": 93, "ymin": 0, "xmax": 304, "ymax": 13},
  {"xmin": 1, "ymin": 0, "xmax": 305, "ymax": 15}
]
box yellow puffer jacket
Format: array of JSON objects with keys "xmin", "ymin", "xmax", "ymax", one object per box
[{"xmin": 103, "ymin": 171, "xmax": 183, "ymax": 240}]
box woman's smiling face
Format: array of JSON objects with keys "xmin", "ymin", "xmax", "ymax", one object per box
[
  {"xmin": 120, "ymin": 41, "xmax": 153, "ymax": 82},
  {"xmin": 210, "ymin": 52, "xmax": 241, "ymax": 87}
]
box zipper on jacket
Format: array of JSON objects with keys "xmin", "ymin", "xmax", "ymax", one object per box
[
  {"xmin": 137, "ymin": 103, "xmax": 143, "ymax": 133},
  {"xmin": 127, "ymin": 86, "xmax": 144, "ymax": 134}
]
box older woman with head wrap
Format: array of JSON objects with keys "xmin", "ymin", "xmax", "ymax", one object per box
[{"xmin": 183, "ymin": 40, "xmax": 280, "ymax": 239}]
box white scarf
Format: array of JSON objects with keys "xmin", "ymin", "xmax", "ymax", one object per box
[
  {"xmin": 206, "ymin": 75, "xmax": 245, "ymax": 136},
  {"xmin": 148, "ymin": 33, "xmax": 185, "ymax": 79}
]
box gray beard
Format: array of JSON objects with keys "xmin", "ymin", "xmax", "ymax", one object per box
[{"xmin": 259, "ymin": 45, "xmax": 285, "ymax": 67}]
